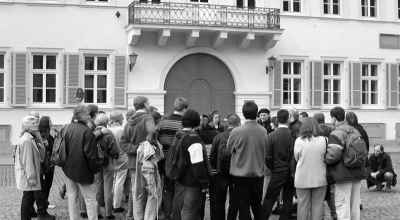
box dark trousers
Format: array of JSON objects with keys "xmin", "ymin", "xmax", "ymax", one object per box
[
  {"xmin": 262, "ymin": 171, "xmax": 295, "ymax": 220},
  {"xmin": 40, "ymin": 169, "xmax": 54, "ymax": 210},
  {"xmin": 173, "ymin": 182, "xmax": 204, "ymax": 220},
  {"xmin": 21, "ymin": 190, "xmax": 46, "ymax": 220},
  {"xmin": 230, "ymin": 176, "xmax": 263, "ymax": 220},
  {"xmin": 210, "ymin": 175, "xmax": 238, "ymax": 220},
  {"xmin": 161, "ymin": 175, "xmax": 175, "ymax": 220}
]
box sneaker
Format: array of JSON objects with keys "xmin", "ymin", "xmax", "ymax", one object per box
[
  {"xmin": 106, "ymin": 215, "xmax": 116, "ymax": 219},
  {"xmin": 80, "ymin": 212, "xmax": 88, "ymax": 218},
  {"xmin": 48, "ymin": 204, "xmax": 56, "ymax": 209},
  {"xmin": 113, "ymin": 207, "xmax": 125, "ymax": 213}
]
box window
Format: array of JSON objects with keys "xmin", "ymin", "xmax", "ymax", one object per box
[
  {"xmin": 398, "ymin": 0, "xmax": 400, "ymax": 19},
  {"xmin": 323, "ymin": 62, "xmax": 341, "ymax": 105},
  {"xmin": 237, "ymin": 0, "xmax": 244, "ymax": 8},
  {"xmin": 361, "ymin": 63, "xmax": 379, "ymax": 105},
  {"xmin": 84, "ymin": 55, "xmax": 108, "ymax": 104},
  {"xmin": 190, "ymin": 0, "xmax": 208, "ymax": 2},
  {"xmin": 282, "ymin": 61, "xmax": 302, "ymax": 105},
  {"xmin": 139, "ymin": 0, "xmax": 161, "ymax": 3},
  {"xmin": 283, "ymin": 0, "xmax": 301, "ymax": 13},
  {"xmin": 361, "ymin": 0, "xmax": 376, "ymax": 17},
  {"xmin": 0, "ymin": 54, "xmax": 4, "ymax": 103},
  {"xmin": 86, "ymin": 0, "xmax": 108, "ymax": 2},
  {"xmin": 248, "ymin": 0, "xmax": 255, "ymax": 9},
  {"xmin": 32, "ymin": 55, "xmax": 57, "ymax": 104},
  {"xmin": 323, "ymin": 0, "xmax": 340, "ymax": 15},
  {"xmin": 379, "ymin": 34, "xmax": 400, "ymax": 49}
]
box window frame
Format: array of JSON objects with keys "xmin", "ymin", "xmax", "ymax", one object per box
[
  {"xmin": 282, "ymin": 0, "xmax": 301, "ymax": 13},
  {"xmin": 322, "ymin": 62, "xmax": 342, "ymax": 105},
  {"xmin": 361, "ymin": 63, "xmax": 379, "ymax": 105},
  {"xmin": 31, "ymin": 54, "xmax": 58, "ymax": 104},
  {"xmin": 361, "ymin": 0, "xmax": 377, "ymax": 18},
  {"xmin": 398, "ymin": 0, "xmax": 400, "ymax": 19},
  {"xmin": 281, "ymin": 60, "xmax": 303, "ymax": 106},
  {"xmin": 322, "ymin": 0, "xmax": 340, "ymax": 16},
  {"xmin": 83, "ymin": 55, "xmax": 109, "ymax": 105}
]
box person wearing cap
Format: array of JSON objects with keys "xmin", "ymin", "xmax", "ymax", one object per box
[
  {"xmin": 94, "ymin": 112, "xmax": 120, "ymax": 219},
  {"xmin": 15, "ymin": 115, "xmax": 55, "ymax": 220},
  {"xmin": 209, "ymin": 113, "xmax": 241, "ymax": 220},
  {"xmin": 257, "ymin": 108, "xmax": 273, "ymax": 134},
  {"xmin": 120, "ymin": 96, "xmax": 156, "ymax": 219},
  {"xmin": 108, "ymin": 111, "xmax": 129, "ymax": 213}
]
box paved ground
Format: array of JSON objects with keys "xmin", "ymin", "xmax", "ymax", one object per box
[{"xmin": 1, "ymin": 153, "xmax": 400, "ymax": 220}]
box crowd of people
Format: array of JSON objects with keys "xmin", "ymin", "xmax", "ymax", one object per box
[{"xmin": 14, "ymin": 96, "xmax": 398, "ymax": 220}]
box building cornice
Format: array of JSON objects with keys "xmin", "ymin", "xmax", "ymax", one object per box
[
  {"xmin": 281, "ymin": 14, "xmax": 400, "ymax": 25},
  {"xmin": 0, "ymin": 0, "xmax": 127, "ymax": 9}
]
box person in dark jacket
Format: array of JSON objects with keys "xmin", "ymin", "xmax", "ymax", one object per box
[
  {"xmin": 345, "ymin": 111, "xmax": 370, "ymax": 152},
  {"xmin": 367, "ymin": 144, "xmax": 396, "ymax": 191},
  {"xmin": 120, "ymin": 96, "xmax": 156, "ymax": 220},
  {"xmin": 173, "ymin": 109, "xmax": 210, "ymax": 220},
  {"xmin": 262, "ymin": 109, "xmax": 295, "ymax": 220},
  {"xmin": 209, "ymin": 113, "xmax": 241, "ymax": 220},
  {"xmin": 158, "ymin": 97, "xmax": 188, "ymax": 220},
  {"xmin": 257, "ymin": 108, "xmax": 273, "ymax": 133},
  {"xmin": 63, "ymin": 105, "xmax": 99, "ymax": 220},
  {"xmin": 289, "ymin": 109, "xmax": 302, "ymax": 140},
  {"xmin": 38, "ymin": 116, "xmax": 56, "ymax": 216},
  {"xmin": 210, "ymin": 110, "xmax": 225, "ymax": 133},
  {"xmin": 325, "ymin": 107, "xmax": 366, "ymax": 220},
  {"xmin": 198, "ymin": 114, "xmax": 219, "ymax": 145}
]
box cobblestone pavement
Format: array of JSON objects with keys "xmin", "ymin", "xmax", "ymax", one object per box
[{"xmin": 1, "ymin": 153, "xmax": 400, "ymax": 220}]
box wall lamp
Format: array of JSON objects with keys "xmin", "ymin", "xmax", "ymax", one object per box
[
  {"xmin": 129, "ymin": 52, "xmax": 138, "ymax": 71},
  {"xmin": 266, "ymin": 56, "xmax": 277, "ymax": 75}
]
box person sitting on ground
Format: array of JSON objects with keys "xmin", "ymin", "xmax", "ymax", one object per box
[{"xmin": 367, "ymin": 144, "xmax": 397, "ymax": 191}]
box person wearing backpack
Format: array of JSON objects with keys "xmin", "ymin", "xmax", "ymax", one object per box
[
  {"xmin": 209, "ymin": 113, "xmax": 240, "ymax": 220},
  {"xmin": 325, "ymin": 107, "xmax": 368, "ymax": 220},
  {"xmin": 169, "ymin": 109, "xmax": 210, "ymax": 220},
  {"xmin": 94, "ymin": 113, "xmax": 120, "ymax": 219},
  {"xmin": 63, "ymin": 105, "xmax": 99, "ymax": 220}
]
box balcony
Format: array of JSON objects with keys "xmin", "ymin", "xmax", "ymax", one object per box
[
  {"xmin": 128, "ymin": 2, "xmax": 280, "ymax": 30},
  {"xmin": 127, "ymin": 1, "xmax": 283, "ymax": 48}
]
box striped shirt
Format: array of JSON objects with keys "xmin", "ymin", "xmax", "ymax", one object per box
[{"xmin": 158, "ymin": 113, "xmax": 183, "ymax": 151}]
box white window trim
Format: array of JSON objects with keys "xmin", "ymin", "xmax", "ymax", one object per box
[
  {"xmin": 321, "ymin": 0, "xmax": 341, "ymax": 16},
  {"xmin": 282, "ymin": 0, "xmax": 302, "ymax": 14},
  {"xmin": 281, "ymin": 60, "xmax": 304, "ymax": 107},
  {"xmin": 361, "ymin": 63, "xmax": 379, "ymax": 106},
  {"xmin": 27, "ymin": 48, "xmax": 63, "ymax": 108},
  {"xmin": 32, "ymin": 55, "xmax": 57, "ymax": 105},
  {"xmin": 322, "ymin": 61, "xmax": 342, "ymax": 106},
  {"xmin": 80, "ymin": 51, "xmax": 114, "ymax": 109},
  {"xmin": 0, "ymin": 48, "xmax": 12, "ymax": 108},
  {"xmin": 189, "ymin": 0, "xmax": 209, "ymax": 4},
  {"xmin": 360, "ymin": 0, "xmax": 378, "ymax": 18}
]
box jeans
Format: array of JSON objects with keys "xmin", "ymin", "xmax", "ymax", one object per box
[
  {"xmin": 96, "ymin": 169, "xmax": 114, "ymax": 217},
  {"xmin": 296, "ymin": 186, "xmax": 327, "ymax": 220},
  {"xmin": 133, "ymin": 162, "xmax": 162, "ymax": 220},
  {"xmin": 173, "ymin": 183, "xmax": 203, "ymax": 220},
  {"xmin": 66, "ymin": 177, "xmax": 98, "ymax": 220},
  {"xmin": 230, "ymin": 176, "xmax": 263, "ymax": 220},
  {"xmin": 113, "ymin": 168, "xmax": 128, "ymax": 208},
  {"xmin": 21, "ymin": 190, "xmax": 47, "ymax": 220},
  {"xmin": 160, "ymin": 175, "xmax": 175, "ymax": 220},
  {"xmin": 334, "ymin": 181, "xmax": 361, "ymax": 220},
  {"xmin": 262, "ymin": 171, "xmax": 295, "ymax": 220},
  {"xmin": 40, "ymin": 168, "xmax": 54, "ymax": 211}
]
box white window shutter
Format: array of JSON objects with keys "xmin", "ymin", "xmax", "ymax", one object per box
[
  {"xmin": 271, "ymin": 60, "xmax": 282, "ymax": 109},
  {"xmin": 387, "ymin": 63, "xmax": 399, "ymax": 109},
  {"xmin": 65, "ymin": 53, "xmax": 80, "ymax": 106},
  {"xmin": 12, "ymin": 52, "xmax": 28, "ymax": 106},
  {"xmin": 311, "ymin": 61, "xmax": 322, "ymax": 108},
  {"xmin": 350, "ymin": 62, "xmax": 361, "ymax": 108}
]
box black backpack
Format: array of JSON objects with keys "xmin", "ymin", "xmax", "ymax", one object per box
[
  {"xmin": 339, "ymin": 127, "xmax": 368, "ymax": 168},
  {"xmin": 50, "ymin": 125, "xmax": 68, "ymax": 167},
  {"xmin": 165, "ymin": 130, "xmax": 190, "ymax": 180}
]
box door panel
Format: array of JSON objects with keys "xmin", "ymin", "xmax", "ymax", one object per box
[{"xmin": 164, "ymin": 53, "xmax": 235, "ymax": 116}]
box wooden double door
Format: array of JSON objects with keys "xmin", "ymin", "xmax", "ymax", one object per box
[{"xmin": 164, "ymin": 53, "xmax": 235, "ymax": 117}]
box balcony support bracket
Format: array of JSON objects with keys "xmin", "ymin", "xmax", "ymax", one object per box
[
  {"xmin": 240, "ymin": 33, "xmax": 255, "ymax": 49},
  {"xmin": 128, "ymin": 28, "xmax": 142, "ymax": 46},
  {"xmin": 186, "ymin": 30, "xmax": 200, "ymax": 47},
  {"xmin": 158, "ymin": 29, "xmax": 171, "ymax": 47},
  {"xmin": 213, "ymin": 31, "xmax": 228, "ymax": 48},
  {"xmin": 265, "ymin": 33, "xmax": 281, "ymax": 50}
]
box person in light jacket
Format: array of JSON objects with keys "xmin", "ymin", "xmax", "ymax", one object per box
[
  {"xmin": 15, "ymin": 115, "xmax": 53, "ymax": 220},
  {"xmin": 294, "ymin": 118, "xmax": 327, "ymax": 220}
]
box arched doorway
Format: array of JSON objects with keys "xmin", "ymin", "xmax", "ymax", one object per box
[{"xmin": 164, "ymin": 53, "xmax": 235, "ymax": 117}]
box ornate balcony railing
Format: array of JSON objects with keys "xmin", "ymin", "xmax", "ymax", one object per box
[{"xmin": 128, "ymin": 2, "xmax": 280, "ymax": 30}]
